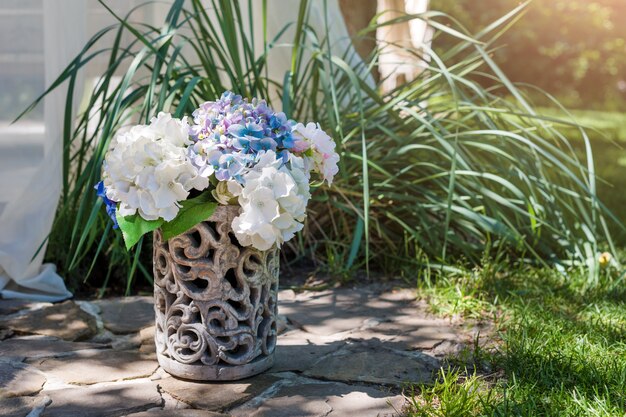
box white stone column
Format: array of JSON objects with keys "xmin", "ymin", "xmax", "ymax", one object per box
[{"xmin": 377, "ymin": 0, "xmax": 432, "ymax": 92}]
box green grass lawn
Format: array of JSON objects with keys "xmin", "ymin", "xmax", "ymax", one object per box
[{"xmin": 405, "ymin": 263, "xmax": 626, "ymax": 416}]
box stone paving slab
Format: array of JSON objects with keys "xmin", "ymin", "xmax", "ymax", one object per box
[
  {"xmin": 0, "ymin": 381, "xmax": 161, "ymax": 417},
  {"xmin": 125, "ymin": 410, "xmax": 230, "ymax": 417},
  {"xmin": 0, "ymin": 301, "xmax": 97, "ymax": 341},
  {"xmin": 93, "ymin": 297, "xmax": 154, "ymax": 334},
  {"xmin": 279, "ymin": 287, "xmax": 461, "ymax": 348},
  {"xmin": 40, "ymin": 381, "xmax": 162, "ymax": 417},
  {"xmin": 272, "ymin": 330, "xmax": 345, "ymax": 373},
  {"xmin": 31, "ymin": 349, "xmax": 158, "ymax": 385},
  {"xmin": 279, "ymin": 288, "xmax": 381, "ymax": 335},
  {"xmin": 0, "ymin": 299, "xmax": 49, "ymax": 316},
  {"xmin": 0, "ymin": 284, "xmax": 476, "ymax": 417},
  {"xmin": 346, "ymin": 314, "xmax": 461, "ymax": 350},
  {"xmin": 158, "ymin": 374, "xmax": 280, "ymax": 412},
  {"xmin": 0, "ymin": 335, "xmax": 107, "ymax": 360},
  {"xmin": 0, "ymin": 329, "xmax": 13, "ymax": 341},
  {"xmin": 230, "ymin": 375, "xmax": 404, "ymax": 417},
  {"xmin": 0, "ymin": 395, "xmax": 40, "ymax": 417},
  {"xmin": 0, "ymin": 359, "xmax": 46, "ymax": 398},
  {"xmin": 303, "ymin": 339, "xmax": 438, "ymax": 386}
]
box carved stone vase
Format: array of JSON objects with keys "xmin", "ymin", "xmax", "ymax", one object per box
[{"xmin": 152, "ymin": 205, "xmax": 279, "ymax": 381}]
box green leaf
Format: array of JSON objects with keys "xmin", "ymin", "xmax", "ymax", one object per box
[
  {"xmin": 346, "ymin": 217, "xmax": 364, "ymax": 269},
  {"xmin": 161, "ymin": 192, "xmax": 218, "ymax": 241},
  {"xmin": 282, "ymin": 70, "xmax": 292, "ymax": 118},
  {"xmin": 116, "ymin": 213, "xmax": 164, "ymax": 250}
]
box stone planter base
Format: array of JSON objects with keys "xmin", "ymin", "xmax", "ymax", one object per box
[
  {"xmin": 153, "ymin": 205, "xmax": 279, "ymax": 381},
  {"xmin": 156, "ymin": 351, "xmax": 274, "ymax": 381}
]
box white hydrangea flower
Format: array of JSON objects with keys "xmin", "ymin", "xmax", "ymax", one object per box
[
  {"xmin": 102, "ymin": 112, "xmax": 208, "ymax": 221},
  {"xmin": 230, "ymin": 150, "xmax": 310, "ymax": 250},
  {"xmin": 292, "ymin": 122, "xmax": 339, "ymax": 185},
  {"xmin": 148, "ymin": 112, "xmax": 192, "ymax": 147},
  {"xmin": 244, "ymin": 149, "xmax": 283, "ymax": 179}
]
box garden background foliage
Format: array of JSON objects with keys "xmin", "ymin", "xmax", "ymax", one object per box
[
  {"xmin": 432, "ymin": 0, "xmax": 626, "ymax": 110},
  {"xmin": 24, "ymin": 0, "xmax": 621, "ymax": 294}
]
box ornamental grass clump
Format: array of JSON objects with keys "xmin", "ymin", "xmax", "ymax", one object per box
[{"xmin": 97, "ymin": 91, "xmax": 338, "ymax": 252}]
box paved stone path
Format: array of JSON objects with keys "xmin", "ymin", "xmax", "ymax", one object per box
[{"xmin": 0, "ymin": 285, "xmax": 477, "ymax": 417}]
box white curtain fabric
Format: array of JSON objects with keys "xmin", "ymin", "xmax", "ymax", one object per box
[
  {"xmin": 0, "ymin": 0, "xmax": 171, "ymax": 301},
  {"xmin": 377, "ymin": 0, "xmax": 433, "ymax": 92},
  {"xmin": 0, "ymin": 0, "xmax": 86, "ymax": 301}
]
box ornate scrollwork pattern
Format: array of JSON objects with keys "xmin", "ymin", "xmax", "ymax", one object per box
[{"xmin": 153, "ymin": 205, "xmax": 279, "ymax": 373}]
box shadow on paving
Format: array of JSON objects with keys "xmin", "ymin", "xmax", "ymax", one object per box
[{"xmin": 0, "ymin": 284, "xmax": 471, "ymax": 416}]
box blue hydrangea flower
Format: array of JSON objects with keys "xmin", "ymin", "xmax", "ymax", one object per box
[
  {"xmin": 188, "ymin": 91, "xmax": 298, "ymax": 183},
  {"xmin": 95, "ymin": 181, "xmax": 119, "ymax": 229}
]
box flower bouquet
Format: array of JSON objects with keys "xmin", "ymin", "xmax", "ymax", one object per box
[
  {"xmin": 97, "ymin": 91, "xmax": 339, "ymax": 251},
  {"xmin": 96, "ymin": 91, "xmax": 339, "ymax": 380}
]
